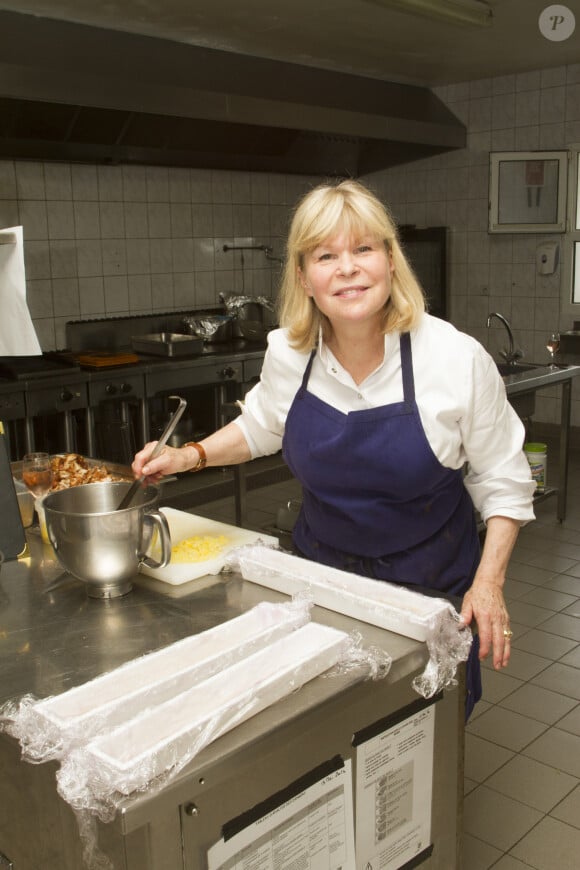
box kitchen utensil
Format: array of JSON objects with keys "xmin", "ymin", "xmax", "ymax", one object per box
[
  {"xmin": 276, "ymin": 499, "xmax": 301, "ymax": 532},
  {"xmin": 43, "ymin": 481, "xmax": 171, "ymax": 598},
  {"xmin": 131, "ymin": 333, "xmax": 204, "ymax": 357},
  {"xmin": 237, "ymin": 320, "xmax": 268, "ymax": 342},
  {"xmin": 117, "ymin": 395, "xmax": 187, "ymax": 511},
  {"xmin": 16, "ymin": 488, "xmax": 35, "ymax": 528}
]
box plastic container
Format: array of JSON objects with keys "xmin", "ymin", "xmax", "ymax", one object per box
[
  {"xmin": 524, "ymin": 442, "xmax": 547, "ymax": 493},
  {"xmin": 14, "ymin": 479, "xmax": 34, "ymax": 528}
]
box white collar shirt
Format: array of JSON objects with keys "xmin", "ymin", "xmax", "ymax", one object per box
[{"xmin": 235, "ymin": 313, "xmax": 535, "ymax": 524}]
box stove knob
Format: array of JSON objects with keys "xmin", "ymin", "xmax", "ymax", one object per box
[
  {"xmin": 120, "ymin": 382, "xmax": 133, "ymax": 394},
  {"xmin": 221, "ymin": 366, "xmax": 236, "ymax": 379},
  {"xmin": 60, "ymin": 389, "xmax": 80, "ymax": 402},
  {"xmin": 105, "ymin": 383, "xmax": 118, "ymax": 395}
]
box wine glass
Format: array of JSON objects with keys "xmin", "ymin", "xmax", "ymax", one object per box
[
  {"xmin": 546, "ymin": 331, "xmax": 560, "ymax": 369},
  {"xmin": 22, "ymin": 452, "xmax": 53, "ymax": 498}
]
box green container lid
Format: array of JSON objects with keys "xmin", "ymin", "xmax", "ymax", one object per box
[{"xmin": 524, "ymin": 442, "xmax": 547, "ymax": 452}]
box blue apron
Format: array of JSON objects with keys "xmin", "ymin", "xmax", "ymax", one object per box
[{"xmin": 282, "ymin": 332, "xmax": 482, "ymax": 718}]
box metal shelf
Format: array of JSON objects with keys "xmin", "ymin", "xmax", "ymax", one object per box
[{"xmin": 532, "ymin": 486, "xmax": 557, "ymax": 506}]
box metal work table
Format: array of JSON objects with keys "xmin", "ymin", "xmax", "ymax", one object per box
[
  {"xmin": 502, "ymin": 363, "xmax": 580, "ymax": 521},
  {"xmin": 0, "ymin": 532, "xmax": 465, "ymax": 870}
]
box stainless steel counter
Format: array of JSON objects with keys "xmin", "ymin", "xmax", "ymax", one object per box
[
  {"xmin": 501, "ymin": 362, "xmax": 580, "ymax": 394},
  {"xmin": 0, "ymin": 532, "xmax": 464, "ymax": 870},
  {"xmin": 0, "ymin": 530, "xmax": 426, "ymax": 715}
]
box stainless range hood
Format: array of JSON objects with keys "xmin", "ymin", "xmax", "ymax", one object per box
[{"xmin": 0, "ymin": 11, "xmax": 466, "ymax": 176}]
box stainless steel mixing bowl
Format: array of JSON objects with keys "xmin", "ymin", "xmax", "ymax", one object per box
[{"xmin": 43, "ymin": 481, "xmax": 171, "ymax": 598}]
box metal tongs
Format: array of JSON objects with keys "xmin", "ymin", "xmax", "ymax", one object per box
[{"xmin": 117, "ymin": 395, "xmax": 187, "ymax": 510}]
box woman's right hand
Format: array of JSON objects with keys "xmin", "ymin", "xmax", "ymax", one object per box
[{"xmin": 132, "ymin": 441, "xmax": 194, "ymax": 483}]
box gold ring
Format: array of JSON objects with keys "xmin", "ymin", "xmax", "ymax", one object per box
[{"xmin": 503, "ymin": 629, "xmax": 513, "ymax": 639}]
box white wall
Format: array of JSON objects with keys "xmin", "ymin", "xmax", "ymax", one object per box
[
  {"xmin": 0, "ymin": 162, "xmax": 321, "ymax": 350},
  {"xmin": 364, "ymin": 62, "xmax": 580, "ymax": 430}
]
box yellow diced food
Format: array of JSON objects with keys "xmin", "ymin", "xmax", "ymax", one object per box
[{"xmin": 171, "ymin": 534, "xmax": 229, "ymax": 563}]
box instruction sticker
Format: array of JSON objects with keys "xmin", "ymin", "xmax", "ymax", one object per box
[
  {"xmin": 208, "ymin": 759, "xmax": 355, "ymax": 870},
  {"xmin": 355, "ymin": 705, "xmax": 435, "ymax": 870}
]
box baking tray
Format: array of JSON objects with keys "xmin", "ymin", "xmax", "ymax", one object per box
[
  {"xmin": 75, "ymin": 351, "xmax": 140, "ymax": 368},
  {"xmin": 131, "ymin": 332, "xmax": 204, "ymax": 357}
]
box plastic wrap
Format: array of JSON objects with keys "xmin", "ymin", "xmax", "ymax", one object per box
[
  {"xmin": 3, "ymin": 600, "xmax": 311, "ymax": 763},
  {"xmin": 56, "ymin": 623, "xmax": 352, "ymax": 818},
  {"xmin": 1, "ymin": 600, "xmax": 389, "ymax": 870},
  {"xmin": 231, "ymin": 544, "xmax": 472, "ymax": 698}
]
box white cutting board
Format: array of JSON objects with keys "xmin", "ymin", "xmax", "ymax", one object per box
[{"xmin": 140, "ymin": 507, "xmax": 279, "ymax": 585}]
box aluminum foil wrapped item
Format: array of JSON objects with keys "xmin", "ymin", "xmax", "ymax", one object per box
[
  {"xmin": 219, "ymin": 292, "xmax": 276, "ymax": 315},
  {"xmin": 182, "ymin": 313, "xmax": 233, "ymax": 339},
  {"xmin": 231, "ymin": 545, "xmax": 472, "ymax": 698}
]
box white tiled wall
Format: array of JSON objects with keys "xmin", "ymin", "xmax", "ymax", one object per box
[
  {"xmin": 363, "ymin": 62, "xmax": 580, "ymax": 429},
  {"xmin": 0, "ymin": 162, "xmax": 320, "ymax": 350},
  {"xmin": 1, "ymin": 60, "xmax": 580, "ymax": 429}
]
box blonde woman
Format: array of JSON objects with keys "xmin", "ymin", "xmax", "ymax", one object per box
[{"xmin": 133, "ymin": 179, "xmax": 534, "ymax": 718}]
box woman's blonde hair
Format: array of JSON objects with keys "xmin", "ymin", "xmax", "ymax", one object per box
[{"xmin": 278, "ymin": 179, "xmax": 426, "ymax": 351}]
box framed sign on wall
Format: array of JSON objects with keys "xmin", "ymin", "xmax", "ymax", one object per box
[{"xmin": 489, "ymin": 151, "xmax": 568, "ymax": 233}]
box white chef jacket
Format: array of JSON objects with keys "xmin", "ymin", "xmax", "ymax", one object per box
[{"xmin": 234, "ymin": 313, "xmax": 536, "ymax": 525}]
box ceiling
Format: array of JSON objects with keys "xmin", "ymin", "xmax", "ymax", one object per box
[
  {"xmin": 0, "ymin": 0, "xmax": 578, "ymax": 87},
  {"xmin": 0, "ymin": 1, "xmax": 577, "ymax": 176}
]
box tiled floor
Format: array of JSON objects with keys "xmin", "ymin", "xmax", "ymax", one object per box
[
  {"xmin": 194, "ymin": 445, "xmax": 580, "ymax": 870},
  {"xmin": 462, "ymin": 443, "xmax": 580, "ymax": 870}
]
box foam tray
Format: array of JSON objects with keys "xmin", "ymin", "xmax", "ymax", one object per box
[
  {"xmin": 238, "ymin": 546, "xmax": 451, "ymax": 641},
  {"xmin": 30, "ymin": 602, "xmax": 308, "ymax": 747},
  {"xmin": 86, "ymin": 622, "xmax": 350, "ymax": 793}
]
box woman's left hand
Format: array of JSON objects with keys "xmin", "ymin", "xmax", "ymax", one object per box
[
  {"xmin": 459, "ymin": 515, "xmax": 520, "ymax": 670},
  {"xmin": 460, "ymin": 580, "xmax": 512, "ymax": 670}
]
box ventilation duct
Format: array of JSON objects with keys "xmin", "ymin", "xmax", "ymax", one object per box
[{"xmin": 0, "ymin": 11, "xmax": 466, "ymax": 175}]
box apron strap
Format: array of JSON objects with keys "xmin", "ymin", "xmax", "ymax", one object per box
[
  {"xmin": 300, "ymin": 349, "xmax": 317, "ymax": 389},
  {"xmin": 400, "ymin": 332, "xmax": 415, "ymax": 403}
]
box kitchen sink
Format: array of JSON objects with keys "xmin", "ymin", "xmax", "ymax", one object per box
[{"xmin": 496, "ymin": 362, "xmax": 542, "ymax": 376}]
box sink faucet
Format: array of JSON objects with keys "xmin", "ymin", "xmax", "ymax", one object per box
[{"xmin": 486, "ymin": 312, "xmax": 523, "ymax": 366}]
